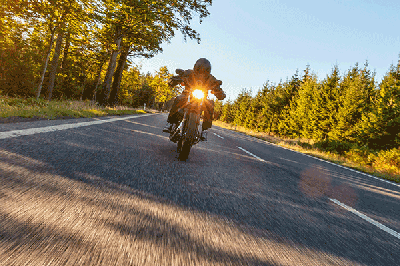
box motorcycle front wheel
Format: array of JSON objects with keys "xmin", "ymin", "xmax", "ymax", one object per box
[
  {"xmin": 178, "ymin": 139, "xmax": 191, "ymax": 161},
  {"xmin": 177, "ymin": 112, "xmax": 199, "ymax": 160}
]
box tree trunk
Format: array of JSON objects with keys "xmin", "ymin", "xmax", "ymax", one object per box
[
  {"xmin": 60, "ymin": 31, "xmax": 71, "ymax": 72},
  {"xmin": 46, "ymin": 29, "xmax": 64, "ymax": 101},
  {"xmin": 92, "ymin": 61, "xmax": 105, "ymax": 102},
  {"xmin": 36, "ymin": 27, "xmax": 56, "ymax": 99},
  {"xmin": 108, "ymin": 45, "xmax": 129, "ymax": 106},
  {"xmin": 100, "ymin": 26, "xmax": 123, "ymax": 105},
  {"xmin": 80, "ymin": 70, "xmax": 87, "ymax": 101}
]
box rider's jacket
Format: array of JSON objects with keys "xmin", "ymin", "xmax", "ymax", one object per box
[{"xmin": 169, "ymin": 69, "xmax": 226, "ymax": 101}]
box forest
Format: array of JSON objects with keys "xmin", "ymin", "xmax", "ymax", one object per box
[
  {"xmin": 1, "ymin": 0, "xmax": 210, "ymax": 107},
  {"xmin": 1, "ymin": 1, "xmax": 399, "ymax": 177},
  {"xmin": 214, "ymin": 61, "xmax": 400, "ymax": 177}
]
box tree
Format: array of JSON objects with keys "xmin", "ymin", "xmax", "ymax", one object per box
[
  {"xmin": 147, "ymin": 66, "xmax": 176, "ymax": 107},
  {"xmin": 309, "ymin": 65, "xmax": 341, "ymax": 140},
  {"xmin": 119, "ymin": 65, "xmax": 142, "ymax": 106},
  {"xmin": 96, "ymin": 0, "xmax": 213, "ymax": 105},
  {"xmin": 356, "ymin": 59, "xmax": 400, "ymax": 149},
  {"xmin": 214, "ymin": 99, "xmax": 223, "ymax": 120},
  {"xmin": 232, "ymin": 89, "xmax": 252, "ymax": 127},
  {"xmin": 45, "ymin": 0, "xmax": 95, "ymax": 100},
  {"xmin": 220, "ymin": 100, "xmax": 234, "ymax": 123},
  {"xmin": 281, "ymin": 66, "xmax": 319, "ymax": 138},
  {"xmin": 330, "ymin": 62, "xmax": 376, "ymax": 142}
]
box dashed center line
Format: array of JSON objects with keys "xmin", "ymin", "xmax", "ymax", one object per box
[
  {"xmin": 213, "ymin": 133, "xmax": 224, "ymax": 139},
  {"xmin": 329, "ymin": 198, "xmax": 400, "ymax": 240},
  {"xmin": 237, "ymin": 146, "xmax": 266, "ymax": 162}
]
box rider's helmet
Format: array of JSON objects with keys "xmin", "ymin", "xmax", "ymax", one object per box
[{"xmin": 194, "ymin": 58, "xmax": 211, "ymax": 75}]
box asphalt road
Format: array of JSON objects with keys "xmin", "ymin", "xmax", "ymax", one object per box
[{"xmin": 0, "ymin": 113, "xmax": 399, "ymax": 265}]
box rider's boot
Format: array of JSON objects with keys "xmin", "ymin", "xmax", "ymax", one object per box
[
  {"xmin": 200, "ymin": 129, "xmax": 208, "ymax": 141},
  {"xmin": 163, "ymin": 122, "xmax": 174, "ymax": 133}
]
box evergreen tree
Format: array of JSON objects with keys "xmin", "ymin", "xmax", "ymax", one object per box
[
  {"xmin": 309, "ymin": 65, "xmax": 341, "ymax": 140},
  {"xmin": 330, "ymin": 62, "xmax": 376, "ymax": 142},
  {"xmin": 233, "ymin": 89, "xmax": 252, "ymax": 127},
  {"xmin": 220, "ymin": 100, "xmax": 234, "ymax": 123},
  {"xmin": 213, "ymin": 99, "xmax": 223, "ymax": 120},
  {"xmin": 356, "ymin": 59, "xmax": 400, "ymax": 149},
  {"xmin": 281, "ymin": 66, "xmax": 318, "ymax": 138}
]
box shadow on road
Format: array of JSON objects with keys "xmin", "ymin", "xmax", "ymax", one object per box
[{"xmin": 1, "ymin": 118, "xmax": 399, "ymax": 265}]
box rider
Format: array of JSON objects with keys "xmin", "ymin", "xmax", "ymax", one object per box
[{"xmin": 163, "ymin": 58, "xmax": 226, "ymax": 141}]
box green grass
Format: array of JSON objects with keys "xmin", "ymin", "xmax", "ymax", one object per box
[
  {"xmin": 0, "ymin": 96, "xmax": 149, "ymax": 119},
  {"xmin": 213, "ymin": 120, "xmax": 400, "ymax": 183}
]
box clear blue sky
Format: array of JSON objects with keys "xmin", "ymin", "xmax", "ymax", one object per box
[{"xmin": 132, "ymin": 0, "xmax": 400, "ymax": 101}]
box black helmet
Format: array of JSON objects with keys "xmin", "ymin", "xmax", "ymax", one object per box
[{"xmin": 194, "ymin": 58, "xmax": 211, "ymax": 74}]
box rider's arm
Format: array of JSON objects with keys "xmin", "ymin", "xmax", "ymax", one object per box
[
  {"xmin": 209, "ymin": 77, "xmax": 226, "ymax": 100},
  {"xmin": 212, "ymin": 87, "xmax": 226, "ymax": 100},
  {"xmin": 168, "ymin": 74, "xmax": 183, "ymax": 87}
]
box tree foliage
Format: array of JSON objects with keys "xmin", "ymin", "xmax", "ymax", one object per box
[
  {"xmin": 1, "ymin": 0, "xmax": 213, "ymax": 103},
  {"xmin": 217, "ymin": 58, "xmax": 400, "ymax": 154}
]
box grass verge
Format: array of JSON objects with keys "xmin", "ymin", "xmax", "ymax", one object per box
[
  {"xmin": 0, "ymin": 96, "xmax": 151, "ymax": 121},
  {"xmin": 213, "ymin": 120, "xmax": 400, "ymax": 184}
]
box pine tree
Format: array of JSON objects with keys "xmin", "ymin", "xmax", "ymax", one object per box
[
  {"xmin": 233, "ymin": 89, "xmax": 252, "ymax": 127},
  {"xmin": 356, "ymin": 59, "xmax": 400, "ymax": 150},
  {"xmin": 330, "ymin": 62, "xmax": 376, "ymax": 142},
  {"xmin": 281, "ymin": 66, "xmax": 319, "ymax": 138},
  {"xmin": 309, "ymin": 65, "xmax": 341, "ymax": 140},
  {"xmin": 214, "ymin": 99, "xmax": 223, "ymax": 120},
  {"xmin": 220, "ymin": 100, "xmax": 234, "ymax": 123}
]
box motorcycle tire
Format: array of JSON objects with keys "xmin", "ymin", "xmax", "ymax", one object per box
[
  {"xmin": 178, "ymin": 112, "xmax": 199, "ymax": 160},
  {"xmin": 184, "ymin": 112, "xmax": 200, "ymax": 143},
  {"xmin": 177, "ymin": 139, "xmax": 183, "ymax": 153},
  {"xmin": 178, "ymin": 139, "xmax": 191, "ymax": 161}
]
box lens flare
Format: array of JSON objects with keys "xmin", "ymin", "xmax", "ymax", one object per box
[{"xmin": 192, "ymin": 89, "xmax": 205, "ymax": 99}]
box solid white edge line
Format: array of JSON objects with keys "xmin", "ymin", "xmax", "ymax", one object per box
[
  {"xmin": 0, "ymin": 113, "xmax": 155, "ymax": 139},
  {"xmin": 234, "ymin": 131, "xmax": 400, "ymax": 240},
  {"xmin": 218, "ymin": 127, "xmax": 398, "ymax": 188},
  {"xmin": 329, "ymin": 198, "xmax": 400, "ymax": 240},
  {"xmin": 249, "ymin": 136, "xmax": 400, "ymax": 189}
]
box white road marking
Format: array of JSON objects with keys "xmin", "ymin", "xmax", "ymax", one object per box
[
  {"xmin": 240, "ymin": 136, "xmax": 400, "ymax": 189},
  {"xmin": 329, "ymin": 198, "xmax": 400, "ymax": 240},
  {"xmin": 279, "ymin": 157, "xmax": 300, "ymax": 164},
  {"xmin": 213, "ymin": 133, "xmax": 224, "ymax": 139},
  {"xmin": 0, "ymin": 114, "xmax": 155, "ymax": 139},
  {"xmin": 237, "ymin": 146, "xmax": 266, "ymax": 162},
  {"xmin": 297, "ymin": 150, "xmax": 400, "ymax": 188},
  {"xmin": 236, "ymin": 135, "xmax": 400, "ymax": 242}
]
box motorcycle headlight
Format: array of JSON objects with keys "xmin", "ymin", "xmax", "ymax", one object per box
[{"xmin": 192, "ymin": 89, "xmax": 205, "ymax": 100}]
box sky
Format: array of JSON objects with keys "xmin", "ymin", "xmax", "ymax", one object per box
[{"xmin": 132, "ymin": 0, "xmax": 400, "ymax": 102}]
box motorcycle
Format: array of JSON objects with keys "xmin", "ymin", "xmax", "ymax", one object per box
[{"xmin": 168, "ymin": 75, "xmax": 210, "ymax": 161}]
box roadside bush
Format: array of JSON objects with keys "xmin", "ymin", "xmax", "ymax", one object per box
[
  {"xmin": 345, "ymin": 147, "xmax": 376, "ymax": 166},
  {"xmin": 314, "ymin": 139, "xmax": 353, "ymax": 155},
  {"xmin": 297, "ymin": 140, "xmax": 313, "ymax": 150},
  {"xmin": 24, "ymin": 98, "xmax": 49, "ymax": 108},
  {"xmin": 373, "ymin": 148, "xmax": 400, "ymax": 176},
  {"xmin": 1, "ymin": 97, "xmax": 49, "ymax": 108}
]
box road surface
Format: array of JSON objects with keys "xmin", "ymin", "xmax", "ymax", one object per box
[{"xmin": 1, "ymin": 113, "xmax": 399, "ymax": 265}]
